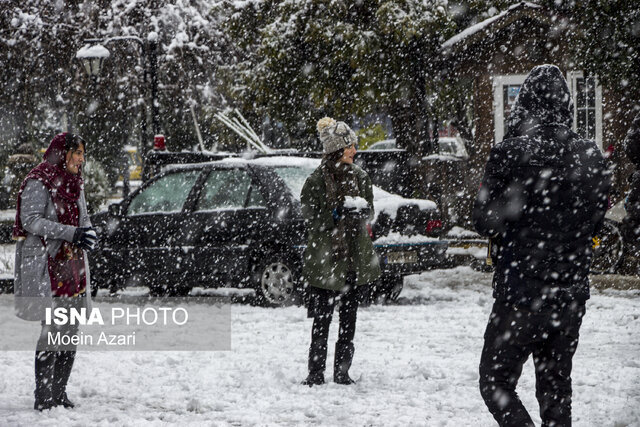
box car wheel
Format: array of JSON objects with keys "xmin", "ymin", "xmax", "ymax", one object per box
[
  {"xmin": 369, "ymin": 275, "xmax": 403, "ymax": 304},
  {"xmin": 89, "ymin": 277, "xmax": 120, "ymax": 297},
  {"xmin": 385, "ymin": 277, "xmax": 403, "ymax": 302},
  {"xmin": 591, "ymin": 219, "xmax": 624, "ymax": 274},
  {"xmin": 255, "ymin": 256, "xmax": 299, "ymax": 307}
]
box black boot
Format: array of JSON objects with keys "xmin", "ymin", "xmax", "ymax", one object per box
[
  {"xmin": 334, "ymin": 342, "xmax": 355, "ymax": 385},
  {"xmin": 52, "ymin": 351, "xmax": 76, "ymax": 408},
  {"xmin": 302, "ymin": 342, "xmax": 327, "ymax": 387},
  {"xmin": 34, "ymin": 351, "xmax": 56, "ymax": 411}
]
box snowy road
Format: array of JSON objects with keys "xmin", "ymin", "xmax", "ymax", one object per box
[{"xmin": 0, "ymin": 267, "xmax": 638, "ymax": 426}]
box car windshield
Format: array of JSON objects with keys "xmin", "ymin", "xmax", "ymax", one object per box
[{"xmin": 273, "ymin": 166, "xmax": 314, "ymax": 200}]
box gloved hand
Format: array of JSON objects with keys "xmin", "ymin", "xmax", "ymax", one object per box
[
  {"xmin": 72, "ymin": 227, "xmax": 98, "ymax": 251},
  {"xmin": 332, "ymin": 205, "xmax": 370, "ymax": 223}
]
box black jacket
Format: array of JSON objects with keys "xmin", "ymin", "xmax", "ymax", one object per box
[
  {"xmin": 624, "ymin": 111, "xmax": 640, "ymax": 166},
  {"xmin": 624, "ymin": 112, "xmax": 640, "ymax": 227},
  {"xmin": 473, "ymin": 65, "xmax": 611, "ymax": 306}
]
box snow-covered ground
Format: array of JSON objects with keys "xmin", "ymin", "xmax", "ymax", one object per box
[
  {"xmin": 0, "ymin": 244, "xmax": 14, "ymax": 281},
  {"xmin": 0, "ymin": 267, "xmax": 638, "ymax": 426}
]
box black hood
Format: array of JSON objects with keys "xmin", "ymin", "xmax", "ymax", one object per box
[{"xmin": 505, "ymin": 65, "xmax": 573, "ymax": 139}]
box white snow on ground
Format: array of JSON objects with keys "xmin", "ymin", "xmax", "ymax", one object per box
[
  {"xmin": 0, "ymin": 244, "xmax": 14, "ymax": 280},
  {"xmin": 0, "ymin": 267, "xmax": 638, "ymax": 426},
  {"xmin": 0, "ymin": 210, "xmax": 15, "ymax": 222}
]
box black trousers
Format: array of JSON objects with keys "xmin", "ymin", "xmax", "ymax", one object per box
[
  {"xmin": 306, "ymin": 280, "xmax": 360, "ymax": 376},
  {"xmin": 479, "ymin": 299, "xmax": 585, "ymax": 427},
  {"xmin": 310, "ymin": 287, "xmax": 359, "ymax": 350}
]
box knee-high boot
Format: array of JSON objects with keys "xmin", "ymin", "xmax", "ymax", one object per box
[
  {"xmin": 334, "ymin": 342, "xmax": 355, "ymax": 385},
  {"xmin": 302, "ymin": 341, "xmax": 327, "ymax": 386},
  {"xmin": 53, "ymin": 351, "xmax": 76, "ymax": 408},
  {"xmin": 34, "ymin": 351, "xmax": 56, "ymax": 410}
]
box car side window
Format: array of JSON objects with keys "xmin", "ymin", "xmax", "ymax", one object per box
[
  {"xmin": 196, "ymin": 169, "xmax": 265, "ymax": 210},
  {"xmin": 127, "ymin": 170, "xmax": 200, "ymax": 215}
]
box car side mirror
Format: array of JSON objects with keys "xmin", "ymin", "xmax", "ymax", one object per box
[{"xmin": 108, "ymin": 203, "xmax": 124, "ymax": 217}]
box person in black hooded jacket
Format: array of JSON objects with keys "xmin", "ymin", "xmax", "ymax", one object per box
[
  {"xmin": 622, "ymin": 111, "xmax": 640, "ymax": 261},
  {"xmin": 473, "ymin": 65, "xmax": 611, "ymax": 427}
]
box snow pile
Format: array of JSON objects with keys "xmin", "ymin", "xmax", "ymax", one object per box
[
  {"xmin": 374, "ymin": 232, "xmax": 440, "ymax": 245},
  {"xmin": 75, "ymin": 44, "xmax": 110, "ymax": 59},
  {"xmin": 446, "ymin": 226, "xmax": 481, "ymax": 239},
  {"xmin": 343, "ymin": 196, "xmax": 368, "ymax": 211},
  {"xmin": 0, "ymin": 244, "xmax": 14, "ymax": 280},
  {"xmin": 372, "ymin": 188, "xmax": 437, "ymax": 221},
  {"xmin": 0, "ymin": 210, "xmax": 16, "ymax": 222}
]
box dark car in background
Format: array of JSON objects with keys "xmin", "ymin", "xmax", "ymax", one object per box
[{"xmin": 90, "ymin": 156, "xmax": 448, "ymax": 305}]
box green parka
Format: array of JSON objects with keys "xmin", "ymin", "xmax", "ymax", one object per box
[{"xmin": 300, "ymin": 163, "xmax": 381, "ymax": 291}]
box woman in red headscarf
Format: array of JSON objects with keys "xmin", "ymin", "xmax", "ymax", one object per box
[{"xmin": 13, "ymin": 132, "xmax": 97, "ymax": 410}]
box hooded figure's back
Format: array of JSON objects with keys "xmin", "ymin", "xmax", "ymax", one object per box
[{"xmin": 473, "ymin": 65, "xmax": 611, "ymax": 305}]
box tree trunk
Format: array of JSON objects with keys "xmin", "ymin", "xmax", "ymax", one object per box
[{"xmin": 390, "ymin": 101, "xmax": 422, "ymax": 198}]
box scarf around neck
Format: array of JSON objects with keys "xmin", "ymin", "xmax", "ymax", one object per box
[
  {"xmin": 13, "ymin": 132, "xmax": 84, "ymax": 239},
  {"xmin": 322, "ymin": 159, "xmax": 361, "ymax": 267}
]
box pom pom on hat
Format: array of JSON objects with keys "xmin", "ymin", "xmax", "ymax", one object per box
[{"xmin": 317, "ymin": 117, "xmax": 336, "ymax": 133}]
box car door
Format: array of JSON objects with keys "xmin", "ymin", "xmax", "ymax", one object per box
[
  {"xmin": 178, "ymin": 165, "xmax": 271, "ymax": 286},
  {"xmin": 118, "ymin": 169, "xmax": 202, "ymax": 284}
]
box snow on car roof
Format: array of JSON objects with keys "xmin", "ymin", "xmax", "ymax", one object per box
[
  {"xmin": 247, "ymin": 156, "xmax": 321, "ymax": 169},
  {"xmin": 166, "ymin": 155, "xmax": 438, "ymax": 218}
]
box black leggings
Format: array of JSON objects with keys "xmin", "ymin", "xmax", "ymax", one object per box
[{"xmin": 310, "ymin": 286, "xmax": 359, "ymax": 350}]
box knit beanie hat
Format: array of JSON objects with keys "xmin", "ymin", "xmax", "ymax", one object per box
[{"xmin": 317, "ymin": 117, "xmax": 357, "ymax": 154}]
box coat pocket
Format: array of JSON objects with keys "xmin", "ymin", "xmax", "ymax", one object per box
[
  {"xmin": 20, "ymin": 253, "xmax": 49, "ymax": 297},
  {"xmin": 22, "ymin": 245, "xmax": 47, "ymax": 257}
]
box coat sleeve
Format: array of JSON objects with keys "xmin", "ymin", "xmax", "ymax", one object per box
[
  {"xmin": 361, "ymin": 169, "xmax": 375, "ymax": 221},
  {"xmin": 624, "ymin": 112, "xmax": 640, "ymax": 163},
  {"xmin": 20, "ymin": 180, "xmax": 76, "ymax": 242},
  {"xmin": 300, "ymin": 173, "xmax": 335, "ymax": 233},
  {"xmin": 625, "ymin": 171, "xmax": 640, "ymax": 222},
  {"xmin": 78, "ymin": 190, "xmax": 92, "ymax": 228},
  {"xmin": 472, "ymin": 144, "xmax": 514, "ymax": 237}
]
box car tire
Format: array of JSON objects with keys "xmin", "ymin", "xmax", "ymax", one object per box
[
  {"xmin": 385, "ymin": 277, "xmax": 403, "ymax": 302},
  {"xmin": 369, "ymin": 275, "xmax": 403, "ymax": 304},
  {"xmin": 591, "ymin": 219, "xmax": 624, "ymax": 274},
  {"xmin": 254, "ymin": 254, "xmax": 300, "ymax": 307},
  {"xmin": 89, "ymin": 277, "xmax": 119, "ymax": 298}
]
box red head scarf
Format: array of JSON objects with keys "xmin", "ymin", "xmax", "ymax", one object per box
[{"xmin": 12, "ymin": 133, "xmax": 84, "ymax": 239}]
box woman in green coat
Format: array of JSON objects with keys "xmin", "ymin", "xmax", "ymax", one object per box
[{"xmin": 301, "ymin": 117, "xmax": 381, "ymax": 386}]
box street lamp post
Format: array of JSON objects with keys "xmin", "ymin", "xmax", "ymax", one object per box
[{"xmin": 75, "ymin": 33, "xmax": 159, "ymax": 152}]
